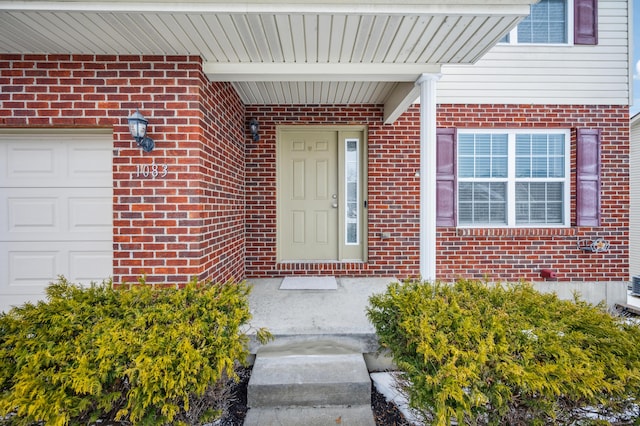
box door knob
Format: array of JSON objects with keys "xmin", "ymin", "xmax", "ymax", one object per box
[{"xmin": 332, "ymin": 203, "xmax": 338, "ymax": 208}]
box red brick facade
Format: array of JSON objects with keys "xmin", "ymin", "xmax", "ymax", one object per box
[
  {"xmin": 245, "ymin": 105, "xmax": 423, "ymax": 277},
  {"xmin": 245, "ymin": 104, "xmax": 629, "ymax": 282},
  {"xmin": 0, "ymin": 54, "xmax": 246, "ymax": 285},
  {"xmin": 1, "ymin": 54, "xmax": 629, "ymax": 284},
  {"xmin": 436, "ymin": 104, "xmax": 629, "ymax": 282}
]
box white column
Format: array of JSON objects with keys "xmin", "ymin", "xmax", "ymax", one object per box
[{"xmin": 416, "ymin": 73, "xmax": 441, "ymax": 281}]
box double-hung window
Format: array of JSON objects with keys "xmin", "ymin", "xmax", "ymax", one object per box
[
  {"xmin": 500, "ymin": 0, "xmax": 598, "ymax": 46},
  {"xmin": 457, "ymin": 130, "xmax": 570, "ymax": 227},
  {"xmin": 501, "ymin": 0, "xmax": 570, "ymax": 44}
]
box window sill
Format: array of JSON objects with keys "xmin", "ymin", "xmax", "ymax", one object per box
[{"xmin": 455, "ymin": 227, "xmax": 577, "ymax": 237}]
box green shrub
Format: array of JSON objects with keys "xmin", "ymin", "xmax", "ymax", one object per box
[
  {"xmin": 367, "ymin": 279, "xmax": 640, "ymax": 425},
  {"xmin": 0, "ymin": 276, "xmax": 270, "ymax": 426}
]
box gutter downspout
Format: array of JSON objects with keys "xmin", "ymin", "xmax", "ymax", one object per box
[{"xmin": 417, "ymin": 73, "xmax": 441, "ymax": 281}]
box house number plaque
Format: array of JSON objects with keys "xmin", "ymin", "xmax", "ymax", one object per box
[{"xmin": 135, "ymin": 163, "xmax": 168, "ymax": 179}]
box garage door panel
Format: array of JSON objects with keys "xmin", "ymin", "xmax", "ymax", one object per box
[
  {"xmin": 7, "ymin": 197, "xmax": 59, "ymax": 232},
  {"xmin": 0, "ymin": 133, "xmax": 113, "ymax": 313},
  {"xmin": 1, "ymin": 142, "xmax": 63, "ymax": 186},
  {"xmin": 68, "ymin": 144, "xmax": 113, "ymax": 183},
  {"xmin": 7, "ymin": 247, "xmax": 63, "ymax": 287},
  {"xmin": 69, "ymin": 195, "xmax": 112, "ymax": 231},
  {"xmin": 69, "ymin": 249, "xmax": 113, "ymax": 282},
  {"xmin": 1, "ymin": 188, "xmax": 112, "ymax": 240},
  {"xmin": 0, "ymin": 137, "xmax": 112, "ymax": 188},
  {"xmin": 9, "ymin": 145, "xmax": 57, "ymax": 178},
  {"xmin": 1, "ymin": 241, "xmax": 112, "ymax": 290},
  {"xmin": 2, "ymin": 294, "xmax": 48, "ymax": 309}
]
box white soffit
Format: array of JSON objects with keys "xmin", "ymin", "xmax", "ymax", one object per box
[{"xmin": 0, "ymin": 1, "xmax": 535, "ymax": 121}]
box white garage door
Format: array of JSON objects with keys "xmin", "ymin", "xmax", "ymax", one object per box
[{"xmin": 0, "ymin": 132, "xmax": 113, "ymax": 312}]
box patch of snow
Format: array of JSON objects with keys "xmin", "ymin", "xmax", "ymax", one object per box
[
  {"xmin": 370, "ymin": 372, "xmax": 639, "ymax": 425},
  {"xmin": 370, "ymin": 372, "xmax": 424, "ymax": 426}
]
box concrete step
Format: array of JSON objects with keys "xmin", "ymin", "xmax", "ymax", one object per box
[
  {"xmin": 248, "ymin": 353, "xmax": 371, "ymax": 408},
  {"xmin": 243, "ymin": 404, "xmax": 376, "ymax": 426}
]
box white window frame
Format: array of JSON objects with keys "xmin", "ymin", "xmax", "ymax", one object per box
[
  {"xmin": 499, "ymin": 0, "xmax": 574, "ymax": 46},
  {"xmin": 344, "ymin": 138, "xmax": 360, "ymax": 245},
  {"xmin": 457, "ymin": 129, "xmax": 571, "ymax": 228}
]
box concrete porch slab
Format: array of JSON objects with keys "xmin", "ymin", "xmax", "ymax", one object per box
[{"xmin": 245, "ymin": 277, "xmax": 395, "ymax": 354}]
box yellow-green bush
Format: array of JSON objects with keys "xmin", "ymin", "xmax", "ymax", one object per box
[
  {"xmin": 0, "ymin": 277, "xmax": 270, "ymax": 426},
  {"xmin": 367, "ymin": 279, "xmax": 640, "ymax": 425}
]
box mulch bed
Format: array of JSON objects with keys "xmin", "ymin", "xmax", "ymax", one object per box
[
  {"xmin": 217, "ymin": 366, "xmax": 251, "ymax": 426},
  {"xmin": 370, "ymin": 382, "xmax": 412, "ymax": 426},
  {"xmin": 218, "ymin": 366, "xmax": 410, "ymax": 425}
]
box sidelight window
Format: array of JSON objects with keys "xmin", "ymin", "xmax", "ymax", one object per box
[{"xmin": 345, "ymin": 139, "xmax": 359, "ymax": 244}]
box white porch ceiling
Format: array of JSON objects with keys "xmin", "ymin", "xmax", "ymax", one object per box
[{"xmin": 0, "ymin": 1, "xmax": 537, "ymax": 122}]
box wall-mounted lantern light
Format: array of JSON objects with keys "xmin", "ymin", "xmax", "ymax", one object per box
[
  {"xmin": 127, "ymin": 109, "xmax": 155, "ymax": 152},
  {"xmin": 249, "ymin": 118, "xmax": 260, "ymax": 141}
]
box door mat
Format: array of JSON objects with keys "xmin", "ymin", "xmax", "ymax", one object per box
[{"xmin": 279, "ymin": 276, "xmax": 338, "ymax": 290}]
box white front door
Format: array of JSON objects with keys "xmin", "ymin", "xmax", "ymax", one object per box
[
  {"xmin": 277, "ymin": 127, "xmax": 367, "ymax": 262},
  {"xmin": 0, "ymin": 132, "xmax": 113, "ymax": 312}
]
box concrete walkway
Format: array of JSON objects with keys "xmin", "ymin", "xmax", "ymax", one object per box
[{"xmin": 242, "ymin": 277, "xmax": 396, "ymax": 425}]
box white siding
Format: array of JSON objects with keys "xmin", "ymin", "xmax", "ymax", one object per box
[
  {"xmin": 631, "ymin": 114, "xmax": 640, "ymax": 279},
  {"xmin": 438, "ymin": 0, "xmax": 630, "ymax": 105}
]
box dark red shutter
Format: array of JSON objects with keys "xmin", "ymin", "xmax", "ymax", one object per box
[
  {"xmin": 436, "ymin": 128, "xmax": 456, "ymax": 227},
  {"xmin": 575, "ymin": 0, "xmax": 598, "ymax": 45},
  {"xmin": 576, "ymin": 128, "xmax": 601, "ymax": 226}
]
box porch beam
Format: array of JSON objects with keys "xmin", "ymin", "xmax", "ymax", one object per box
[
  {"xmin": 204, "ymin": 63, "xmax": 442, "ymax": 82},
  {"xmin": 417, "ymin": 73, "xmax": 441, "ymax": 282}
]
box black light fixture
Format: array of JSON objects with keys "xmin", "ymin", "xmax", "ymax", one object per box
[
  {"xmin": 127, "ymin": 109, "xmax": 155, "ymax": 152},
  {"xmin": 249, "ymin": 118, "xmax": 259, "ymax": 141}
]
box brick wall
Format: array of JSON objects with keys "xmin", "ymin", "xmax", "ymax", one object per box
[
  {"xmin": 1, "ymin": 54, "xmax": 629, "ymax": 284},
  {"xmin": 245, "ymin": 105, "xmax": 421, "ymax": 277},
  {"xmin": 246, "ymin": 104, "xmax": 629, "ymax": 282},
  {"xmin": 436, "ymin": 104, "xmax": 629, "ymax": 282},
  {"xmin": 195, "ymin": 63, "xmax": 246, "ymax": 284},
  {"xmin": 0, "ymin": 54, "xmax": 246, "ymax": 285}
]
